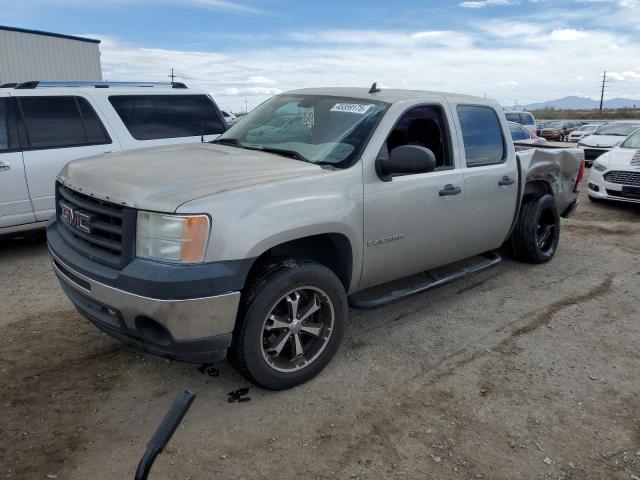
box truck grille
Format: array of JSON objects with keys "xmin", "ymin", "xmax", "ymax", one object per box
[
  {"xmin": 56, "ymin": 182, "xmax": 136, "ymax": 268},
  {"xmin": 603, "ymin": 171, "xmax": 640, "ymax": 187}
]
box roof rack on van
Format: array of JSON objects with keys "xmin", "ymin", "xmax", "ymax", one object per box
[{"xmin": 13, "ymin": 81, "xmax": 188, "ymax": 89}]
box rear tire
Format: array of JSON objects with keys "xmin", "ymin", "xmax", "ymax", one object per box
[
  {"xmin": 230, "ymin": 259, "xmax": 347, "ymax": 390},
  {"xmin": 510, "ymin": 193, "xmax": 560, "ymax": 264}
]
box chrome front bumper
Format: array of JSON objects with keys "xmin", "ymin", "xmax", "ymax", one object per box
[{"xmin": 51, "ymin": 250, "xmax": 241, "ymax": 362}]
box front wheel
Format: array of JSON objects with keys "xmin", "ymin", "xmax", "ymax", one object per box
[
  {"xmin": 510, "ymin": 193, "xmax": 560, "ymax": 264},
  {"xmin": 230, "ymin": 259, "xmax": 347, "ymax": 390}
]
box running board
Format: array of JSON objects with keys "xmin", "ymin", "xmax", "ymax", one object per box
[{"xmin": 348, "ymin": 251, "xmax": 502, "ymax": 310}]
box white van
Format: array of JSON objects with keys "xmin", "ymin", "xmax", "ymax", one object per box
[{"xmin": 0, "ymin": 81, "xmax": 227, "ymax": 234}]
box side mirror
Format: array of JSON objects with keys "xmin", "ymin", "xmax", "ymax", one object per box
[{"xmin": 376, "ymin": 145, "xmax": 436, "ymax": 182}]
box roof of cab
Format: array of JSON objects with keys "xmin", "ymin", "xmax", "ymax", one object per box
[{"xmin": 284, "ymin": 87, "xmax": 496, "ymax": 106}]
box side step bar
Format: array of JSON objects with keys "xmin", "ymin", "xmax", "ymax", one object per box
[{"xmin": 348, "ymin": 251, "xmax": 502, "ymax": 310}]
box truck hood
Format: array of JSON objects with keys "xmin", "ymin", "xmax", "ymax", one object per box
[
  {"xmin": 598, "ymin": 148, "xmax": 640, "ymax": 167},
  {"xmin": 58, "ymin": 143, "xmax": 325, "ymax": 212},
  {"xmin": 579, "ymin": 134, "xmax": 625, "ymax": 148}
]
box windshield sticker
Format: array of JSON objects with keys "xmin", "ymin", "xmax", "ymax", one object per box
[
  {"xmin": 330, "ymin": 103, "xmax": 373, "ymax": 115},
  {"xmin": 301, "ymin": 108, "xmax": 314, "ymax": 127}
]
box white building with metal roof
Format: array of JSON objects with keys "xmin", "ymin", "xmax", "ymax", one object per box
[{"xmin": 0, "ymin": 25, "xmax": 102, "ymax": 85}]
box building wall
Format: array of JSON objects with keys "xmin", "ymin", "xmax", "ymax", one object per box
[{"xmin": 0, "ymin": 29, "xmax": 102, "ymax": 84}]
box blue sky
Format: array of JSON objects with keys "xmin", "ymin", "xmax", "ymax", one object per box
[{"xmin": 3, "ymin": 0, "xmax": 640, "ymax": 111}]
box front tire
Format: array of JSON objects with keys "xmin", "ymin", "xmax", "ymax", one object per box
[
  {"xmin": 510, "ymin": 193, "xmax": 560, "ymax": 264},
  {"xmin": 230, "ymin": 259, "xmax": 347, "ymax": 390}
]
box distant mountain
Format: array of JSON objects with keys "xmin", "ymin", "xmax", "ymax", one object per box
[{"xmin": 521, "ymin": 96, "xmax": 640, "ymax": 110}]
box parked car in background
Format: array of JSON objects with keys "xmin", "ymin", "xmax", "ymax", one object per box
[
  {"xmin": 0, "ymin": 81, "xmax": 227, "ymax": 235},
  {"xmin": 508, "ymin": 122, "xmax": 548, "ymax": 145},
  {"xmin": 221, "ymin": 110, "xmax": 238, "ymax": 125},
  {"xmin": 49, "ymin": 87, "xmax": 583, "ymax": 389},
  {"xmin": 539, "ymin": 121, "xmax": 581, "ymax": 141},
  {"xmin": 535, "ymin": 121, "xmax": 552, "ymax": 136},
  {"xmin": 504, "ymin": 110, "xmax": 537, "ymax": 135},
  {"xmin": 567, "ymin": 123, "xmax": 601, "ymax": 143},
  {"xmin": 578, "ymin": 121, "xmax": 640, "ymax": 165},
  {"xmin": 587, "ymin": 127, "xmax": 640, "ymax": 203}
]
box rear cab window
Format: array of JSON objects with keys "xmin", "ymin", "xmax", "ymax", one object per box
[
  {"xmin": 108, "ymin": 94, "xmax": 226, "ymax": 141},
  {"xmin": 16, "ymin": 96, "xmax": 111, "ymax": 150},
  {"xmin": 457, "ymin": 105, "xmax": 506, "ymax": 167}
]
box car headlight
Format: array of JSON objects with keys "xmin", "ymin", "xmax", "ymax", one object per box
[
  {"xmin": 592, "ymin": 160, "xmax": 607, "ymax": 172},
  {"xmin": 136, "ymin": 212, "xmax": 211, "ymax": 263}
]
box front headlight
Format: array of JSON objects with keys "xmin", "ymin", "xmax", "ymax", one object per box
[
  {"xmin": 592, "ymin": 160, "xmax": 607, "ymax": 172},
  {"xmin": 136, "ymin": 212, "xmax": 211, "ymax": 263}
]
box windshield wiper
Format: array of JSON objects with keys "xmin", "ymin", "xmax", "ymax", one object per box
[
  {"xmin": 253, "ymin": 146, "xmax": 310, "ymax": 163},
  {"xmin": 212, "ymin": 139, "xmax": 311, "ymax": 163},
  {"xmin": 211, "ymin": 137, "xmax": 244, "ymax": 147}
]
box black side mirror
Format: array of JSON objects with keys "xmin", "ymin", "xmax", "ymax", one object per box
[{"xmin": 376, "ymin": 145, "xmax": 436, "ymax": 182}]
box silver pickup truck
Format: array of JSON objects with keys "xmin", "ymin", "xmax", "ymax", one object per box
[{"xmin": 47, "ymin": 87, "xmax": 584, "ymax": 389}]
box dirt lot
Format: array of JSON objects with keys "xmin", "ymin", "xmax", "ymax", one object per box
[{"xmin": 1, "ymin": 181, "xmax": 639, "ymax": 480}]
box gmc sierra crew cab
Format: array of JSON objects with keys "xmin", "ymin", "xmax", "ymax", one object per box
[{"xmin": 47, "ymin": 87, "xmax": 584, "ymax": 390}]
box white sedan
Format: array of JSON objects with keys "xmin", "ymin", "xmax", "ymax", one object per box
[{"xmin": 587, "ymin": 128, "xmax": 640, "ymax": 204}]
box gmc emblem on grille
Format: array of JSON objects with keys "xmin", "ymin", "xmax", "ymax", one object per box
[{"xmin": 60, "ymin": 203, "xmax": 93, "ymax": 234}]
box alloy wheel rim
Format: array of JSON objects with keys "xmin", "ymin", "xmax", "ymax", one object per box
[
  {"xmin": 536, "ymin": 208, "xmax": 556, "ymax": 253},
  {"xmin": 260, "ymin": 286, "xmax": 335, "ymax": 373}
]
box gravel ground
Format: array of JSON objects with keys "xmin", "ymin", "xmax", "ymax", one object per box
[{"xmin": 1, "ymin": 179, "xmax": 639, "ymax": 480}]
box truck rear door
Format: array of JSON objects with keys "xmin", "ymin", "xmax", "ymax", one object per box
[
  {"xmin": 450, "ymin": 103, "xmax": 518, "ymax": 257},
  {"xmin": 0, "ymin": 95, "xmax": 35, "ymax": 229},
  {"xmin": 16, "ymin": 94, "xmax": 115, "ymax": 221}
]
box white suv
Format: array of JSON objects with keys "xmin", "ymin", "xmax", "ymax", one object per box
[{"xmin": 0, "ymin": 81, "xmax": 227, "ymax": 234}]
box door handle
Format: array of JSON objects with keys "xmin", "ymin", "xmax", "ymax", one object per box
[
  {"xmin": 499, "ymin": 176, "xmax": 515, "ymax": 186},
  {"xmin": 0, "ymin": 161, "xmax": 10, "ymax": 172},
  {"xmin": 439, "ymin": 184, "xmax": 462, "ymax": 196}
]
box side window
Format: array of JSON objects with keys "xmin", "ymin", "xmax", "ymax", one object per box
[
  {"xmin": 18, "ymin": 96, "xmax": 110, "ymax": 149},
  {"xmin": 108, "ymin": 94, "xmax": 226, "ymax": 141},
  {"xmin": 0, "ymin": 98, "xmax": 19, "ymax": 151},
  {"xmin": 77, "ymin": 97, "xmax": 110, "ymax": 144},
  {"xmin": 509, "ymin": 124, "xmax": 529, "ymax": 141},
  {"xmin": 381, "ymin": 104, "xmax": 452, "ymax": 170},
  {"xmin": 457, "ymin": 105, "xmax": 505, "ymax": 167},
  {"xmin": 523, "ymin": 113, "xmax": 535, "ymax": 126}
]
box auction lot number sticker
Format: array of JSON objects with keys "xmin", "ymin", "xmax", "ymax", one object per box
[{"xmin": 330, "ymin": 103, "xmax": 373, "ymax": 114}]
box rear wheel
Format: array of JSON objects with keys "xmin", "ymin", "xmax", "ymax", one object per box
[
  {"xmin": 510, "ymin": 193, "xmax": 560, "ymax": 264},
  {"xmin": 230, "ymin": 259, "xmax": 347, "ymax": 390}
]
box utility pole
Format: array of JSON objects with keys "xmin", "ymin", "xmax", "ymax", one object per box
[
  {"xmin": 169, "ymin": 68, "xmax": 176, "ymax": 83},
  {"xmin": 245, "ymin": 98, "xmax": 248, "ymax": 115},
  {"xmin": 599, "ymin": 71, "xmax": 607, "ymax": 112}
]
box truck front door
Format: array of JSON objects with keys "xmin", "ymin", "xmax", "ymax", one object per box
[{"xmin": 360, "ymin": 103, "xmax": 467, "ymax": 289}]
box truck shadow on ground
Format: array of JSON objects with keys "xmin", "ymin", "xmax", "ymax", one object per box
[{"xmin": 0, "ymin": 229, "xmax": 47, "ymax": 259}]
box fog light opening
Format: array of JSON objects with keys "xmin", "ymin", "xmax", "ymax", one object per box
[
  {"xmin": 135, "ymin": 317, "xmax": 172, "ymax": 346},
  {"xmin": 588, "ymin": 183, "xmax": 600, "ymax": 192}
]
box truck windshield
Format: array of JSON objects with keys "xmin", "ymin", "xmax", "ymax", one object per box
[
  {"xmin": 594, "ymin": 123, "xmax": 640, "ymax": 136},
  {"xmin": 216, "ymin": 94, "xmax": 389, "ymax": 168},
  {"xmin": 620, "ymin": 129, "xmax": 640, "ymax": 149}
]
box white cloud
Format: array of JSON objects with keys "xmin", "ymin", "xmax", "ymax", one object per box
[
  {"xmin": 93, "ymin": 2, "xmax": 640, "ymax": 112},
  {"xmin": 548, "ymin": 28, "xmax": 588, "ymax": 41},
  {"xmin": 459, "ymin": 0, "xmax": 517, "ymax": 8}
]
